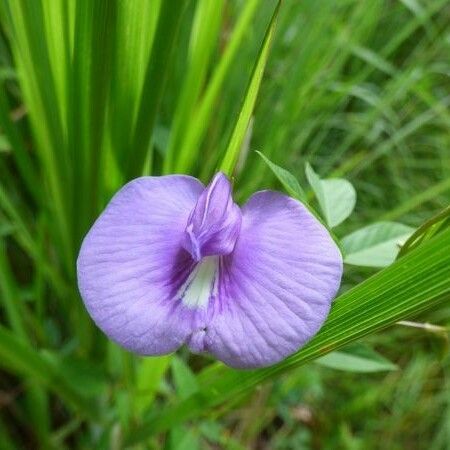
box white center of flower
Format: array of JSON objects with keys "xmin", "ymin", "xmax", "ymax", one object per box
[{"xmin": 178, "ymin": 256, "xmax": 218, "ymax": 309}]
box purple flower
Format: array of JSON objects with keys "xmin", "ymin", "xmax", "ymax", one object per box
[{"xmin": 77, "ymin": 173, "xmax": 342, "ymax": 368}]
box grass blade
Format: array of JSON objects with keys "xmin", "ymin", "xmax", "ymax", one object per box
[
  {"xmin": 316, "ymin": 344, "xmax": 398, "ymax": 373},
  {"xmin": 0, "ymin": 240, "xmax": 27, "ymax": 340},
  {"xmin": 126, "ymin": 1, "xmax": 187, "ymax": 179},
  {"xmin": 0, "ymin": 81, "xmax": 40, "ymax": 201},
  {"xmin": 219, "ymin": 1, "xmax": 280, "ymax": 176},
  {"xmin": 163, "ymin": 0, "xmax": 225, "ymax": 174},
  {"xmin": 0, "ymin": 324, "xmax": 99, "ymax": 420},
  {"xmin": 2, "ymin": 0, "xmax": 73, "ymax": 269},
  {"xmin": 108, "ymin": 0, "xmax": 160, "ymax": 182},
  {"xmin": 173, "ymin": 0, "xmax": 261, "ymax": 174},
  {"xmin": 69, "ymin": 0, "xmax": 116, "ymax": 247}
]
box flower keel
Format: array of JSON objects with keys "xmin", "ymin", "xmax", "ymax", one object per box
[{"xmin": 182, "ymin": 173, "xmax": 241, "ymax": 261}]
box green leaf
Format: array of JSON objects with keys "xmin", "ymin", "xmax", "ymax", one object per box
[
  {"xmin": 135, "ymin": 356, "xmax": 171, "ymax": 413},
  {"xmin": 342, "ymin": 222, "xmax": 414, "ymax": 267},
  {"xmin": 398, "ymin": 206, "xmax": 450, "ymax": 258},
  {"xmin": 173, "ymin": 0, "xmax": 261, "ymax": 173},
  {"xmin": 316, "ymin": 344, "xmax": 398, "ymax": 373},
  {"xmin": 171, "ymin": 356, "xmax": 199, "ymax": 400},
  {"xmin": 167, "ymin": 426, "xmax": 200, "ymax": 450},
  {"xmin": 3, "ymin": 0, "xmax": 74, "ymax": 268},
  {"xmin": 109, "ymin": 0, "xmax": 161, "ymax": 174},
  {"xmin": 256, "ymin": 151, "xmax": 306, "ymax": 201},
  {"xmin": 127, "ymin": 1, "xmax": 188, "ymax": 178},
  {"xmin": 163, "ymin": 0, "xmax": 225, "ymax": 173},
  {"xmin": 68, "ymin": 0, "xmax": 117, "ymax": 246},
  {"xmin": 305, "ymin": 163, "xmax": 356, "ymax": 228},
  {"xmin": 0, "ymin": 241, "xmax": 27, "ymax": 340},
  {"xmin": 220, "ymin": 1, "xmax": 281, "ymax": 176},
  {"xmin": 126, "ymin": 225, "xmax": 450, "ymax": 443}
]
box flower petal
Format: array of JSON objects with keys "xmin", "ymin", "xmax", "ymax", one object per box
[
  {"xmin": 204, "ymin": 191, "xmax": 343, "ymax": 369},
  {"xmin": 77, "ymin": 175, "xmax": 205, "ymax": 355},
  {"xmin": 182, "ymin": 172, "xmax": 241, "ymax": 261}
]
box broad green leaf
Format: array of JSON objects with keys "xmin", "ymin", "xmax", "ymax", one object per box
[
  {"xmin": 342, "ymin": 222, "xmax": 414, "ymax": 267},
  {"xmin": 126, "ymin": 226, "xmax": 450, "ymax": 443},
  {"xmin": 316, "ymin": 344, "xmax": 398, "ymax": 373},
  {"xmin": 256, "ymin": 151, "xmax": 306, "ymax": 201},
  {"xmin": 305, "ymin": 163, "xmax": 356, "ymax": 228},
  {"xmin": 220, "ymin": 1, "xmax": 281, "ymax": 175}
]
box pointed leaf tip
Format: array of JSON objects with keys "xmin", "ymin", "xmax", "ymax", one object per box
[
  {"xmin": 256, "ymin": 151, "xmax": 306, "ymax": 201},
  {"xmin": 305, "ymin": 163, "xmax": 356, "ymax": 228}
]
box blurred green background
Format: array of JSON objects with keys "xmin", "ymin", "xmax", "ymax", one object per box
[{"xmin": 0, "ymin": 0, "xmax": 449, "ymax": 448}]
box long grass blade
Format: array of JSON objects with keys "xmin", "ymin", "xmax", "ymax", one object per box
[
  {"xmin": 173, "ymin": 0, "xmax": 261, "ymax": 174},
  {"xmin": 163, "ymin": 0, "xmax": 225, "ymax": 174},
  {"xmin": 2, "ymin": 0, "xmax": 73, "ymax": 269},
  {"xmin": 126, "ymin": 1, "xmax": 188, "ymax": 179},
  {"xmin": 68, "ymin": 0, "xmax": 116, "ymax": 248},
  {"xmin": 108, "ymin": 0, "xmax": 160, "ymax": 183},
  {"xmin": 219, "ymin": 1, "xmax": 280, "ymax": 176}
]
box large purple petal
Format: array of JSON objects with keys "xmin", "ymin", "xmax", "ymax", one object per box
[
  {"xmin": 77, "ymin": 175, "xmax": 205, "ymax": 355},
  {"xmin": 203, "ymin": 191, "xmax": 343, "ymax": 369}
]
